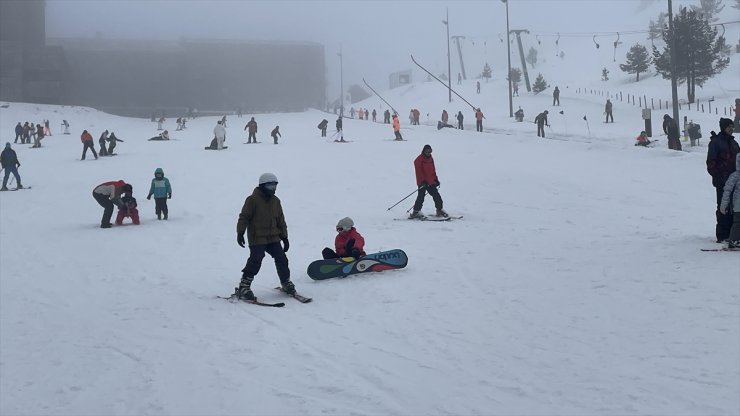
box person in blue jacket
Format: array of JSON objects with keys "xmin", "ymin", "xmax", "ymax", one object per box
[{"xmin": 146, "ymin": 167, "xmax": 172, "ymax": 220}]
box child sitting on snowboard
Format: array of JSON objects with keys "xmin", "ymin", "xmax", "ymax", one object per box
[
  {"xmin": 322, "ymin": 217, "xmax": 366, "ymax": 259},
  {"xmin": 635, "ymin": 131, "xmax": 651, "ymax": 147},
  {"xmin": 115, "ymin": 193, "xmax": 140, "ymax": 225}
]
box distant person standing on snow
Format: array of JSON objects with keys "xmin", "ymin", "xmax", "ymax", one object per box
[
  {"xmin": 98, "ymin": 130, "xmax": 109, "ymax": 156},
  {"xmin": 456, "ymin": 111, "xmax": 464, "ymax": 130},
  {"xmin": 441, "ymin": 110, "xmax": 449, "ymax": 124},
  {"xmin": 62, "ymin": 120, "xmax": 70, "ymax": 135},
  {"xmin": 372, "ymin": 109, "xmax": 377, "ymax": 122},
  {"xmin": 244, "ymin": 117, "xmax": 258, "ymax": 144},
  {"xmin": 553, "ymin": 86, "xmax": 560, "ymax": 106},
  {"xmin": 534, "ymin": 110, "xmax": 549, "ymax": 138},
  {"xmin": 663, "ymin": 114, "xmax": 681, "ymax": 151},
  {"xmin": 384, "ymin": 109, "xmax": 391, "ymax": 124},
  {"xmin": 392, "ymin": 114, "xmax": 403, "ymax": 141},
  {"xmin": 475, "ymin": 108, "xmax": 484, "ymax": 132},
  {"xmin": 14, "ymin": 122, "xmax": 23, "ymax": 143},
  {"xmin": 605, "ymin": 99, "xmax": 614, "ymax": 123},
  {"xmin": 214, "ymin": 120, "xmax": 226, "ymax": 150},
  {"xmin": 106, "ymin": 132, "xmax": 124, "ymax": 155},
  {"xmin": 271, "ymin": 126, "xmax": 281, "ymax": 144},
  {"xmin": 1, "ymin": 142, "xmax": 22, "ymax": 191}
]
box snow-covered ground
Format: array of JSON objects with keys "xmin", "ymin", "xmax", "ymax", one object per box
[{"xmin": 2, "ymin": 5, "xmax": 740, "ymax": 413}]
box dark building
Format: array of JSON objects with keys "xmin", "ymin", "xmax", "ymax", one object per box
[
  {"xmin": 0, "ymin": 0, "xmax": 66, "ymax": 104},
  {"xmin": 1, "ymin": 0, "xmax": 326, "ymax": 116}
]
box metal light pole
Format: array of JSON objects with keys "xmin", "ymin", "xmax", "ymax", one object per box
[
  {"xmin": 502, "ymin": 0, "xmax": 513, "ymax": 117},
  {"xmin": 668, "ymin": 0, "xmax": 679, "ymax": 142},
  {"xmin": 338, "ymin": 44, "xmax": 344, "ymax": 118},
  {"xmin": 443, "ymin": 8, "xmax": 452, "ymax": 103}
]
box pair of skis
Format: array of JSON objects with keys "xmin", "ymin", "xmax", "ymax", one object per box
[{"xmin": 219, "ymin": 286, "xmax": 312, "ymax": 308}]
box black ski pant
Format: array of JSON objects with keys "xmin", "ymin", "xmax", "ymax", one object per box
[
  {"xmin": 321, "ymin": 128, "xmax": 327, "ymax": 137},
  {"xmin": 14, "ymin": 133, "xmax": 22, "ymax": 143},
  {"xmin": 154, "ymin": 197, "xmax": 168, "ymax": 217},
  {"xmin": 476, "ymin": 120, "xmax": 483, "ymax": 132},
  {"xmin": 605, "ymin": 111, "xmax": 613, "ymax": 123},
  {"xmin": 730, "ymin": 213, "xmax": 740, "ymax": 243},
  {"xmin": 413, "ymin": 185, "xmax": 443, "ymax": 212},
  {"xmin": 553, "ymin": 97, "xmax": 559, "ymax": 106},
  {"xmin": 81, "ymin": 141, "xmax": 98, "ymax": 160},
  {"xmin": 247, "ymin": 132, "xmax": 256, "ymax": 143},
  {"xmin": 458, "ymin": 120, "xmax": 463, "ymax": 130},
  {"xmin": 537, "ymin": 123, "xmax": 546, "ymax": 138},
  {"xmin": 394, "ymin": 131, "xmax": 403, "ymax": 140},
  {"xmin": 242, "ymin": 241, "xmax": 290, "ymax": 283},
  {"xmin": 93, "ymin": 192, "xmax": 115, "ymax": 226},
  {"xmin": 715, "ymin": 186, "xmax": 734, "ymax": 241}
]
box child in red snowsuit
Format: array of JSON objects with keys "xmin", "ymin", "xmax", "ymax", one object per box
[
  {"xmin": 322, "ymin": 217, "xmax": 366, "ymax": 259},
  {"xmin": 115, "ymin": 194, "xmax": 140, "ymax": 225}
]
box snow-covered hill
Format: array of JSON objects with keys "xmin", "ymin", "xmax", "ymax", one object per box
[{"xmin": 2, "ymin": 0, "xmax": 739, "ymax": 413}]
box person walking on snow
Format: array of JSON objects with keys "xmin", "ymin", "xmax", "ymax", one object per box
[
  {"xmin": 213, "ymin": 120, "xmax": 226, "ymax": 150},
  {"xmin": 322, "ymin": 217, "xmax": 366, "ymax": 259},
  {"xmin": 553, "ymin": 86, "xmax": 560, "ymax": 106},
  {"xmin": 719, "ymin": 153, "xmax": 740, "ymax": 248},
  {"xmin": 707, "ymin": 118, "xmax": 740, "ymax": 242},
  {"xmin": 457, "ymin": 111, "xmax": 464, "ymax": 130},
  {"xmin": 98, "ymin": 130, "xmax": 109, "ymax": 156},
  {"xmin": 233, "ymin": 172, "xmax": 295, "ymax": 301},
  {"xmin": 14, "ymin": 122, "xmax": 22, "ymax": 144},
  {"xmin": 392, "ymin": 114, "xmax": 403, "ymax": 141},
  {"xmin": 409, "ymin": 144, "xmax": 447, "ymax": 219},
  {"xmin": 318, "ymin": 119, "xmax": 328, "ymax": 137},
  {"xmin": 92, "ymin": 180, "xmax": 130, "ymax": 228},
  {"xmin": 106, "ymin": 132, "xmax": 124, "ymax": 155},
  {"xmin": 1, "ymin": 143, "xmax": 22, "ymax": 191},
  {"xmin": 147, "ymin": 167, "xmax": 172, "ymax": 220},
  {"xmin": 534, "ymin": 110, "xmax": 549, "ymax": 138},
  {"xmin": 663, "ymin": 114, "xmax": 681, "ymax": 151},
  {"xmin": 605, "ymin": 99, "xmax": 614, "ymax": 123}
]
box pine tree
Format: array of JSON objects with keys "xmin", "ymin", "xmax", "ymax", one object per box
[
  {"xmin": 690, "ymin": 0, "xmax": 725, "ymax": 22},
  {"xmin": 653, "ymin": 6, "xmax": 729, "ymax": 102},
  {"xmin": 647, "ymin": 13, "xmax": 667, "ymax": 46},
  {"xmin": 532, "ymin": 73, "xmax": 547, "ymax": 93},
  {"xmin": 508, "ymin": 67, "xmax": 522, "ymax": 83},
  {"xmin": 482, "ymin": 62, "xmax": 492, "ymax": 82},
  {"xmin": 619, "ymin": 43, "xmax": 651, "ymax": 81},
  {"xmin": 526, "ymin": 47, "xmax": 538, "ymax": 68}
]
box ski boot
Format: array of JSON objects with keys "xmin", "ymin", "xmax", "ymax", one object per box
[
  {"xmin": 281, "ymin": 280, "xmax": 296, "ymax": 295},
  {"xmin": 234, "ymin": 286, "xmax": 256, "ymax": 301},
  {"xmin": 0, "ymin": 187, "xmax": 7, "ymax": 192},
  {"xmin": 409, "ymin": 210, "xmax": 424, "ymax": 220},
  {"xmin": 436, "ymin": 208, "xmax": 449, "ymax": 218}
]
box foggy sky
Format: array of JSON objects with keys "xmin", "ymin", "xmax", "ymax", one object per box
[{"xmin": 45, "ymin": 0, "xmax": 691, "ymax": 100}]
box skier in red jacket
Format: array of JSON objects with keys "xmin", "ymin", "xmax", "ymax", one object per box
[
  {"xmin": 410, "ymin": 144, "xmax": 448, "ymax": 219},
  {"xmin": 322, "ymin": 217, "xmax": 366, "ymax": 259}
]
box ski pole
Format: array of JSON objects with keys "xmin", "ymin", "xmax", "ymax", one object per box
[{"xmin": 387, "ymin": 187, "xmax": 423, "ymax": 211}]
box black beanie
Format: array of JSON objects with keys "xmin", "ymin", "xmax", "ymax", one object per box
[
  {"xmin": 423, "ymin": 144, "xmax": 432, "ymax": 152},
  {"xmin": 719, "ymin": 118, "xmax": 733, "ymax": 131}
]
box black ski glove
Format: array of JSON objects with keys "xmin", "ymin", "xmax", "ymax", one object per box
[
  {"xmin": 351, "ymin": 248, "xmax": 362, "ymax": 258},
  {"xmin": 282, "ymin": 238, "xmax": 290, "ymax": 252},
  {"xmin": 345, "ymin": 239, "xmax": 355, "ymax": 254},
  {"xmin": 237, "ymin": 233, "xmax": 245, "ymax": 248}
]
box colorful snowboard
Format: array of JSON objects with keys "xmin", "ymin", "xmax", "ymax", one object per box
[{"xmin": 307, "ymin": 249, "xmax": 408, "ymax": 280}]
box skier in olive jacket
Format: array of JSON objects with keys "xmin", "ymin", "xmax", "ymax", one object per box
[{"xmin": 233, "ymin": 173, "xmax": 295, "ymax": 301}]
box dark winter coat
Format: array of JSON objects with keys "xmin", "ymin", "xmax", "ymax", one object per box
[
  {"xmin": 0, "ymin": 147, "xmax": 20, "ymax": 168},
  {"xmin": 318, "ymin": 119, "xmax": 328, "ymax": 130},
  {"xmin": 553, "ymin": 87, "xmax": 560, "ymax": 98},
  {"xmin": 707, "ymin": 130, "xmax": 740, "ymax": 188},
  {"xmin": 534, "ymin": 112, "xmax": 549, "ymax": 126},
  {"xmin": 245, "ymin": 119, "xmax": 258, "ymax": 133},
  {"xmin": 237, "ymin": 187, "xmax": 288, "ymax": 246},
  {"xmin": 662, "ymin": 117, "xmax": 680, "ymax": 140},
  {"xmin": 414, "ymin": 153, "xmax": 439, "ymax": 187},
  {"xmin": 336, "ymin": 118, "xmax": 343, "ymax": 130},
  {"xmin": 334, "ymin": 227, "xmax": 366, "ymax": 257},
  {"xmin": 271, "ymin": 127, "xmax": 280, "ymax": 138},
  {"xmin": 605, "ymin": 100, "xmax": 613, "ymax": 112},
  {"xmin": 457, "ymin": 111, "xmax": 464, "ymax": 121},
  {"xmin": 15, "ymin": 123, "xmax": 23, "ymax": 135}
]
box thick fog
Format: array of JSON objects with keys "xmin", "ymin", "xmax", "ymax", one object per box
[{"xmin": 45, "ymin": 0, "xmax": 676, "ymax": 104}]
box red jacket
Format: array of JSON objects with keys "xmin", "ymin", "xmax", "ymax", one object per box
[
  {"xmin": 414, "ymin": 153, "xmax": 438, "ymax": 186},
  {"xmin": 335, "ymin": 227, "xmax": 366, "ymax": 257},
  {"xmin": 81, "ymin": 131, "xmax": 93, "ymax": 143}
]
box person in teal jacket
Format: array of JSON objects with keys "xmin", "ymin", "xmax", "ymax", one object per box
[{"xmin": 146, "ymin": 167, "xmax": 172, "ymax": 220}]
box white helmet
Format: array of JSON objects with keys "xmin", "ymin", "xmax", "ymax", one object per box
[{"xmin": 258, "ymin": 172, "xmax": 278, "ymax": 185}]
